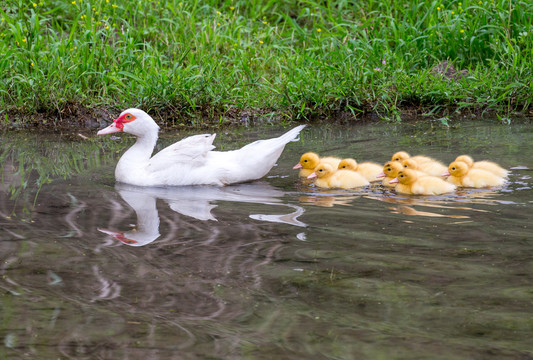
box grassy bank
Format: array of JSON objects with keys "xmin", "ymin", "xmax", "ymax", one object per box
[{"xmin": 0, "ymin": 0, "xmax": 532, "ymax": 126}]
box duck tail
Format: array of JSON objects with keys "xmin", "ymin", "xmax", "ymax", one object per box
[{"xmin": 279, "ymin": 124, "xmax": 306, "ymax": 143}]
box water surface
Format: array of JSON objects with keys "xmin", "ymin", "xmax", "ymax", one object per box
[{"xmin": 1, "ymin": 119, "xmax": 532, "ymax": 359}]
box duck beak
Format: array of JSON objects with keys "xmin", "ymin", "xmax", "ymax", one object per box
[
  {"xmin": 293, "ymin": 163, "xmax": 303, "ymax": 169},
  {"xmin": 97, "ymin": 123, "xmax": 122, "ymax": 135},
  {"xmin": 376, "ymin": 172, "xmax": 386, "ymax": 178},
  {"xmin": 98, "ymin": 228, "xmax": 138, "ymax": 245},
  {"xmin": 307, "ymin": 172, "xmax": 318, "ymax": 179},
  {"xmin": 389, "ymin": 177, "xmax": 399, "ymax": 184},
  {"xmin": 442, "ymin": 171, "xmax": 450, "ymax": 176}
]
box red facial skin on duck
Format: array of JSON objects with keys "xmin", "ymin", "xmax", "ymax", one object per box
[
  {"xmin": 114, "ymin": 232, "xmax": 138, "ymax": 245},
  {"xmin": 114, "ymin": 113, "xmax": 137, "ymax": 130}
]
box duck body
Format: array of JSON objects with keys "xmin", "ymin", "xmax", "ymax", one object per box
[
  {"xmin": 391, "ymin": 169, "xmax": 456, "ymax": 195},
  {"xmin": 445, "ymin": 161, "xmax": 505, "ymax": 188},
  {"xmin": 98, "ymin": 108, "xmax": 306, "ymax": 186},
  {"xmin": 308, "ymin": 163, "xmax": 369, "ymax": 189},
  {"xmin": 338, "ymin": 158, "xmax": 383, "ymax": 182},
  {"xmin": 401, "ymin": 158, "xmax": 448, "ymax": 177},
  {"xmin": 293, "ymin": 152, "xmax": 341, "ymax": 178},
  {"xmin": 455, "ymin": 155, "xmax": 508, "ymax": 178}
]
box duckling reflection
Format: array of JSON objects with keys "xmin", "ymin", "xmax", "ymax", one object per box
[
  {"xmin": 298, "ymin": 194, "xmax": 360, "ymax": 207},
  {"xmin": 366, "ymin": 187, "xmax": 500, "ymax": 219},
  {"xmin": 99, "ymin": 182, "xmax": 307, "ymax": 246}
]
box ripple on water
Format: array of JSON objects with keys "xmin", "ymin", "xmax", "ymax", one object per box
[{"xmin": 1, "ymin": 121, "xmax": 532, "ymax": 359}]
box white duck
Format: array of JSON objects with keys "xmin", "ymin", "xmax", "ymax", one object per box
[{"xmin": 97, "ymin": 108, "xmax": 306, "ymax": 186}]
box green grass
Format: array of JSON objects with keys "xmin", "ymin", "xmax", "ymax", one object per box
[{"xmin": 0, "ymin": 0, "xmax": 532, "ymax": 124}]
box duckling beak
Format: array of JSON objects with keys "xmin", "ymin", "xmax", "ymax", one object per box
[
  {"xmin": 389, "ymin": 177, "xmax": 399, "ymax": 184},
  {"xmin": 376, "ymin": 172, "xmax": 386, "ymax": 178},
  {"xmin": 442, "ymin": 171, "xmax": 451, "ymax": 176},
  {"xmin": 293, "ymin": 163, "xmax": 303, "ymax": 169},
  {"xmin": 307, "ymin": 172, "xmax": 318, "ymax": 179}
]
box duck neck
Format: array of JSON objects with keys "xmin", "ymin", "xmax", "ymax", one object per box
[{"xmin": 117, "ymin": 130, "xmax": 158, "ymax": 169}]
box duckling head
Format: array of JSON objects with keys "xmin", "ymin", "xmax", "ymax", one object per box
[
  {"xmin": 446, "ymin": 161, "xmax": 469, "ymax": 177},
  {"xmin": 294, "ymin": 152, "xmax": 320, "ymax": 170},
  {"xmin": 338, "ymin": 158, "xmax": 358, "ymax": 171},
  {"xmin": 455, "ymin": 155, "xmax": 474, "ymax": 168},
  {"xmin": 380, "ymin": 161, "xmax": 403, "ymax": 178},
  {"xmin": 307, "ymin": 163, "xmax": 334, "ymax": 179},
  {"xmin": 402, "ymin": 158, "xmax": 419, "ymax": 170},
  {"xmin": 391, "ymin": 151, "xmax": 410, "ymax": 162},
  {"xmin": 392, "ymin": 169, "xmax": 418, "ymax": 185}
]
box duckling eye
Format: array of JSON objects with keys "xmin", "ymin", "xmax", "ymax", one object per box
[
  {"xmin": 303, "ymin": 160, "xmax": 308, "ymax": 162},
  {"xmin": 319, "ymin": 169, "xmax": 323, "ymax": 172},
  {"xmin": 452, "ymin": 167, "xmax": 456, "ymax": 170},
  {"xmin": 403, "ymin": 164, "xmax": 408, "ymax": 168}
]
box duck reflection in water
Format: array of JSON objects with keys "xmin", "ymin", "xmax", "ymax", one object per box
[{"xmin": 98, "ymin": 182, "xmax": 306, "ymax": 246}]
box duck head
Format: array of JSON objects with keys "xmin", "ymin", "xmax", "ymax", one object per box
[
  {"xmin": 444, "ymin": 161, "xmax": 469, "ymax": 177},
  {"xmin": 402, "ymin": 158, "xmax": 419, "ymax": 170},
  {"xmin": 338, "ymin": 158, "xmax": 358, "ymax": 171},
  {"xmin": 390, "ymin": 169, "xmax": 417, "ymax": 185},
  {"xmin": 377, "ymin": 161, "xmax": 402, "ymax": 178},
  {"xmin": 293, "ymin": 152, "xmax": 320, "ymax": 170},
  {"xmin": 307, "ymin": 162, "xmax": 334, "ymax": 179},
  {"xmin": 454, "ymin": 155, "xmax": 474, "ymax": 168},
  {"xmin": 391, "ymin": 151, "xmax": 410, "ymax": 162},
  {"xmin": 97, "ymin": 108, "xmax": 160, "ymax": 137}
]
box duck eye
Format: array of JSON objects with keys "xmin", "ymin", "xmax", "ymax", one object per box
[{"xmin": 126, "ymin": 114, "xmax": 132, "ymax": 119}]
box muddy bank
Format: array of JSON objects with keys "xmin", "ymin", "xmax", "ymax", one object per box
[{"xmin": 2, "ymin": 103, "xmax": 531, "ymax": 133}]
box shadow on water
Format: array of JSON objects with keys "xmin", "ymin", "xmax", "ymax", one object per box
[{"xmin": 1, "ymin": 119, "xmax": 532, "ymax": 359}]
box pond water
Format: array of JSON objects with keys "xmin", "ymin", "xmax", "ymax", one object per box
[{"xmin": 1, "ymin": 119, "xmax": 532, "ymax": 359}]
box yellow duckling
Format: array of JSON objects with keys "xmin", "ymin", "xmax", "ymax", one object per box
[
  {"xmin": 390, "ymin": 169, "xmax": 456, "ymax": 195},
  {"xmin": 307, "ymin": 163, "xmax": 369, "ymax": 189},
  {"xmin": 455, "ymin": 155, "xmax": 508, "ymax": 178},
  {"xmin": 337, "ymin": 158, "xmax": 383, "ymax": 182},
  {"xmin": 376, "ymin": 161, "xmax": 404, "ymax": 187},
  {"xmin": 293, "ymin": 152, "xmax": 341, "ymax": 178},
  {"xmin": 401, "ymin": 158, "xmax": 448, "ymax": 177},
  {"xmin": 444, "ymin": 161, "xmax": 505, "ymax": 188},
  {"xmin": 391, "ymin": 151, "xmax": 437, "ymax": 164}
]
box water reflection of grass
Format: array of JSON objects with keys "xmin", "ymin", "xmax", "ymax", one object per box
[{"xmin": 0, "ymin": 134, "xmax": 122, "ymax": 215}]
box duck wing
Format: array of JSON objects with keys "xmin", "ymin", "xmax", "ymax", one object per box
[{"xmin": 148, "ymin": 134, "xmax": 216, "ymax": 172}]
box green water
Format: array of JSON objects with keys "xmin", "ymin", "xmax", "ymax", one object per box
[{"xmin": 0, "ymin": 119, "xmax": 532, "ymax": 359}]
